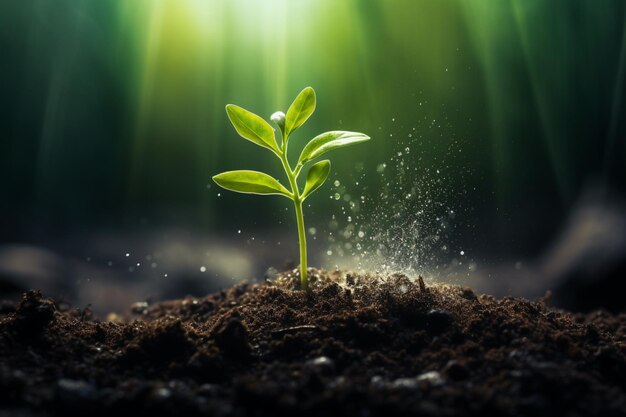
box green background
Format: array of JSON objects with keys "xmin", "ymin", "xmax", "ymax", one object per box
[{"xmin": 1, "ymin": 0, "xmax": 625, "ymax": 260}]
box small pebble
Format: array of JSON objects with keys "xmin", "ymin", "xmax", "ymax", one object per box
[
  {"xmin": 130, "ymin": 301, "xmax": 149, "ymax": 315},
  {"xmin": 56, "ymin": 379, "xmax": 96, "ymax": 402},
  {"xmin": 416, "ymin": 371, "xmax": 444, "ymax": 386},
  {"xmin": 197, "ymin": 383, "xmax": 219, "ymax": 397},
  {"xmin": 370, "ymin": 375, "xmax": 385, "ymax": 388},
  {"xmin": 151, "ymin": 386, "xmax": 172, "ymax": 400},
  {"xmin": 306, "ymin": 356, "xmax": 335, "ymax": 374},
  {"xmin": 391, "ymin": 377, "xmax": 419, "ymax": 390}
]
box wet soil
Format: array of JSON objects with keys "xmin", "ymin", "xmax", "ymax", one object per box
[{"xmin": 1, "ymin": 269, "xmax": 625, "ymax": 416}]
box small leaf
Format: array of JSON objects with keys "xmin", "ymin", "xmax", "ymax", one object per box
[
  {"xmin": 285, "ymin": 87, "xmax": 316, "ymax": 138},
  {"xmin": 213, "ymin": 170, "xmax": 291, "ymax": 198},
  {"xmin": 302, "ymin": 160, "xmax": 331, "ymax": 200},
  {"xmin": 298, "ymin": 131, "xmax": 370, "ymax": 165},
  {"xmin": 226, "ymin": 105, "xmax": 279, "ymax": 153}
]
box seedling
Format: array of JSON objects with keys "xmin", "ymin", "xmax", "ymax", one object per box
[{"xmin": 213, "ymin": 87, "xmax": 370, "ymax": 290}]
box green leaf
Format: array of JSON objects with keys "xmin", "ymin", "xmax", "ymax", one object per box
[
  {"xmin": 285, "ymin": 87, "xmax": 316, "ymax": 138},
  {"xmin": 298, "ymin": 131, "xmax": 370, "ymax": 165},
  {"xmin": 302, "ymin": 160, "xmax": 331, "ymax": 200},
  {"xmin": 225, "ymin": 104, "xmax": 279, "ymax": 153},
  {"xmin": 213, "ymin": 170, "xmax": 291, "ymax": 198}
]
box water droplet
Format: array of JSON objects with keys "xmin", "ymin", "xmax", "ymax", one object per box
[
  {"xmin": 460, "ymin": 250, "xmax": 465, "ymax": 256},
  {"xmin": 217, "ymin": 193, "xmax": 221, "ymax": 197},
  {"xmin": 200, "ymin": 266, "xmax": 206, "ymax": 272},
  {"xmin": 237, "ymin": 230, "xmax": 241, "ymax": 234},
  {"xmin": 308, "ymin": 227, "xmax": 317, "ymax": 235},
  {"xmin": 326, "ymin": 250, "xmax": 333, "ymax": 256},
  {"xmin": 358, "ymin": 231, "xmax": 365, "ymax": 238},
  {"xmin": 334, "ymin": 193, "xmax": 341, "ymax": 200},
  {"xmin": 125, "ymin": 253, "xmax": 130, "ymax": 257},
  {"xmin": 334, "ymin": 180, "xmax": 341, "ymax": 187}
]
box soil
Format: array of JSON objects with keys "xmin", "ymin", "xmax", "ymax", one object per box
[{"xmin": 1, "ymin": 269, "xmax": 625, "ymax": 417}]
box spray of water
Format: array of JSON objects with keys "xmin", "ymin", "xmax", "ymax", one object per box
[{"xmin": 322, "ymin": 115, "xmax": 473, "ymax": 281}]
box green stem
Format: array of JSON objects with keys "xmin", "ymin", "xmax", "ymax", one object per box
[
  {"xmin": 279, "ymin": 135, "xmax": 309, "ymax": 290},
  {"xmin": 294, "ymin": 198, "xmax": 308, "ymax": 290}
]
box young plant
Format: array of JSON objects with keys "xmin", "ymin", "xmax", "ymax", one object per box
[{"xmin": 213, "ymin": 87, "xmax": 370, "ymax": 290}]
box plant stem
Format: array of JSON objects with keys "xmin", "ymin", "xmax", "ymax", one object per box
[
  {"xmin": 279, "ymin": 137, "xmax": 309, "ymax": 290},
  {"xmin": 293, "ymin": 198, "xmax": 308, "ymax": 290}
]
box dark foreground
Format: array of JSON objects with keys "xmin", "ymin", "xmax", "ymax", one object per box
[{"xmin": 1, "ymin": 269, "xmax": 625, "ymax": 417}]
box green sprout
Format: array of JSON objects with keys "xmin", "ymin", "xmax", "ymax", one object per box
[{"xmin": 212, "ymin": 87, "xmax": 370, "ymax": 290}]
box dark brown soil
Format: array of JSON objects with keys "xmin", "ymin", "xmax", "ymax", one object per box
[{"xmin": 1, "ymin": 269, "xmax": 625, "ymax": 416}]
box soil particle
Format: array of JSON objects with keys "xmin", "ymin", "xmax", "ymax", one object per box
[
  {"xmin": 0, "ymin": 269, "xmax": 625, "ymax": 416},
  {"xmin": 426, "ymin": 309, "xmax": 454, "ymax": 334},
  {"xmin": 13, "ymin": 290, "xmax": 56, "ymax": 334},
  {"xmin": 211, "ymin": 311, "xmax": 252, "ymax": 358}
]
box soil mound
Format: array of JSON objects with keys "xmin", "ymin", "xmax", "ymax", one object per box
[{"xmin": 1, "ymin": 269, "xmax": 625, "ymax": 416}]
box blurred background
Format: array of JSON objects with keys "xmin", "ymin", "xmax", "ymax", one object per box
[{"xmin": 1, "ymin": 0, "xmax": 625, "ymax": 313}]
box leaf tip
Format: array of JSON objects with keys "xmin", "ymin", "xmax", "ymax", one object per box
[{"xmin": 304, "ymin": 87, "xmax": 316, "ymax": 105}]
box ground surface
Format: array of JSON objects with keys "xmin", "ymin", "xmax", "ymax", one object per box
[{"xmin": 1, "ymin": 269, "xmax": 625, "ymax": 416}]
